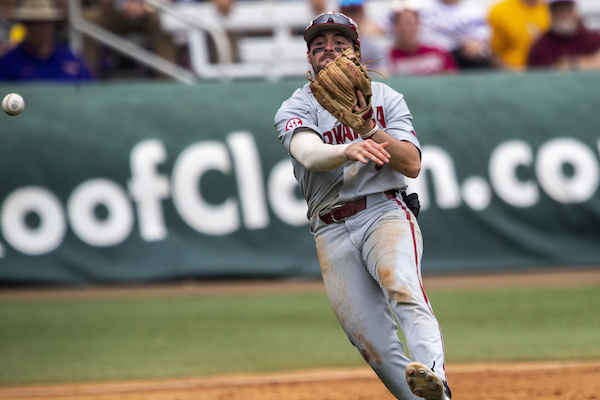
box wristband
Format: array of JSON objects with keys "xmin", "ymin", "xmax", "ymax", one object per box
[{"xmin": 360, "ymin": 121, "xmax": 378, "ymax": 140}]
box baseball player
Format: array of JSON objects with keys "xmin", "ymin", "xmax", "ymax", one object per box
[{"xmin": 274, "ymin": 12, "xmax": 451, "ymax": 400}]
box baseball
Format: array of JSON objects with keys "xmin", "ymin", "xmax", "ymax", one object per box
[{"xmin": 2, "ymin": 93, "xmax": 25, "ymax": 116}]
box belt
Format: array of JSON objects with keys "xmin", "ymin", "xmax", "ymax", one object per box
[{"xmin": 319, "ymin": 189, "xmax": 398, "ymax": 225}]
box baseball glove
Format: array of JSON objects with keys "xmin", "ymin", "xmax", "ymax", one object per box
[{"xmin": 309, "ymin": 48, "xmax": 377, "ymax": 138}]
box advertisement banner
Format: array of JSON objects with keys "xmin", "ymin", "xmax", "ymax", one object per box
[{"xmin": 1, "ymin": 71, "xmax": 599, "ymax": 284}]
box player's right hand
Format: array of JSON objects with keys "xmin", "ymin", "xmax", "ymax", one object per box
[{"xmin": 344, "ymin": 140, "xmax": 390, "ymax": 166}]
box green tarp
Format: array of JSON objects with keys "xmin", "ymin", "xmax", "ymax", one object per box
[{"xmin": 1, "ymin": 70, "xmax": 599, "ymax": 284}]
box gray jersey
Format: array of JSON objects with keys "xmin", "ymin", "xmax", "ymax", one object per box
[{"xmin": 275, "ymin": 81, "xmax": 421, "ymax": 221}]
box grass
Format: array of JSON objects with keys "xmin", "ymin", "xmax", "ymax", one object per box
[
  {"xmin": 0, "ymin": 286, "xmax": 598, "ymax": 386},
  {"xmin": 0, "ymin": 293, "xmax": 357, "ymax": 385},
  {"xmin": 430, "ymin": 287, "xmax": 600, "ymax": 362}
]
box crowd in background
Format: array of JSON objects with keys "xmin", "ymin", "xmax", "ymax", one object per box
[
  {"xmin": 384, "ymin": 0, "xmax": 600, "ymax": 75},
  {"xmin": 1, "ymin": 0, "xmax": 600, "ymax": 82}
]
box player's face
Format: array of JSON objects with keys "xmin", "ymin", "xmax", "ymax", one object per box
[{"xmin": 307, "ymin": 31, "xmax": 357, "ymax": 74}]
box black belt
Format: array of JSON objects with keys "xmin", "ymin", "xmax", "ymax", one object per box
[{"xmin": 319, "ymin": 189, "xmax": 398, "ymax": 224}]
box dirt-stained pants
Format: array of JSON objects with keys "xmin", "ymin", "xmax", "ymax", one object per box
[{"xmin": 313, "ymin": 192, "xmax": 447, "ymax": 400}]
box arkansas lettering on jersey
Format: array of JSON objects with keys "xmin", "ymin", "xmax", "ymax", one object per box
[
  {"xmin": 322, "ymin": 106, "xmax": 387, "ymax": 144},
  {"xmin": 323, "ymin": 125, "xmax": 360, "ymax": 144}
]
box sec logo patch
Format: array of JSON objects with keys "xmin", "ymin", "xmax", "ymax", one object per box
[{"xmin": 286, "ymin": 118, "xmax": 302, "ymax": 131}]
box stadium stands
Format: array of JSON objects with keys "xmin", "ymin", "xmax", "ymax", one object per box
[{"xmin": 69, "ymin": 0, "xmax": 600, "ymax": 82}]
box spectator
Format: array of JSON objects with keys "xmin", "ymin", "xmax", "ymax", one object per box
[
  {"xmin": 338, "ymin": 0, "xmax": 386, "ymax": 68},
  {"xmin": 0, "ymin": 0, "xmax": 94, "ymax": 81},
  {"xmin": 82, "ymin": 0, "xmax": 180, "ymax": 78},
  {"xmin": 0, "ymin": 0, "xmax": 14, "ymax": 44},
  {"xmin": 211, "ymin": 0, "xmax": 234, "ymax": 16},
  {"xmin": 202, "ymin": 0, "xmax": 240, "ymax": 64},
  {"xmin": 488, "ymin": 0, "xmax": 550, "ymax": 70},
  {"xmin": 0, "ymin": 0, "xmax": 24, "ymax": 55},
  {"xmin": 387, "ymin": 0, "xmax": 458, "ymax": 76},
  {"xmin": 528, "ymin": 0, "xmax": 600, "ymax": 70},
  {"xmin": 418, "ymin": 0, "xmax": 492, "ymax": 69},
  {"xmin": 311, "ymin": 0, "xmax": 327, "ymax": 16}
]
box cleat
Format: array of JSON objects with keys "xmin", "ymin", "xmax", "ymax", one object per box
[{"xmin": 405, "ymin": 362, "xmax": 447, "ymax": 400}]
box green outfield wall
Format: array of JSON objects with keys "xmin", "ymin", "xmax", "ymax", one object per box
[{"xmin": 1, "ymin": 71, "xmax": 599, "ymax": 284}]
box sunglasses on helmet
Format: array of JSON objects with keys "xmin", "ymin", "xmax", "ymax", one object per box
[{"xmin": 304, "ymin": 12, "xmax": 360, "ymax": 48}]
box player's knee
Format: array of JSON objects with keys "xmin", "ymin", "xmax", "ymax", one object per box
[
  {"xmin": 348, "ymin": 336, "xmax": 384, "ymax": 368},
  {"xmin": 387, "ymin": 284, "xmax": 421, "ymax": 307},
  {"xmin": 358, "ymin": 345, "xmax": 384, "ymax": 368}
]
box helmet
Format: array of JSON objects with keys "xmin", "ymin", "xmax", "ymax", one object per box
[{"xmin": 304, "ymin": 12, "xmax": 360, "ymax": 49}]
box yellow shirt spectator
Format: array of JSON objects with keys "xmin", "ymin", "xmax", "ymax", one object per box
[
  {"xmin": 488, "ymin": 0, "xmax": 550, "ymax": 69},
  {"xmin": 10, "ymin": 23, "xmax": 25, "ymax": 43}
]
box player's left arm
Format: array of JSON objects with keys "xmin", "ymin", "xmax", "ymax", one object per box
[
  {"xmin": 355, "ymin": 90, "xmax": 421, "ymax": 178},
  {"xmin": 366, "ymin": 132, "xmax": 421, "ymax": 178}
]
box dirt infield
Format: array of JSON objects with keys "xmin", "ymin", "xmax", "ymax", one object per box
[
  {"xmin": 1, "ymin": 361, "xmax": 599, "ymax": 400},
  {"xmin": 1, "ymin": 268, "xmax": 599, "ymax": 400}
]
